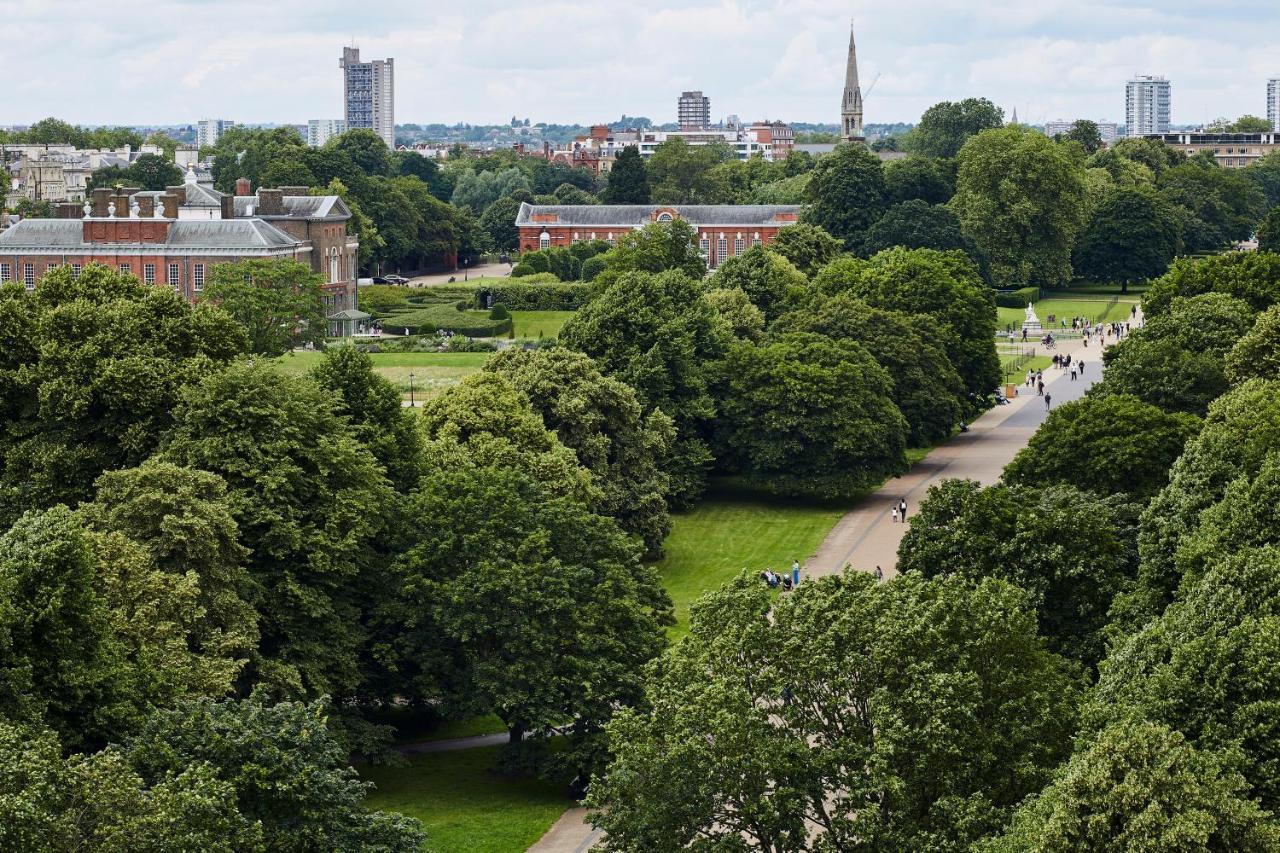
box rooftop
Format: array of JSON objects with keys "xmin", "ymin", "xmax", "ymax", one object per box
[
  {"xmin": 514, "ymin": 203, "xmax": 803, "ymax": 228},
  {"xmin": 0, "ymin": 217, "xmax": 302, "ymax": 250}
]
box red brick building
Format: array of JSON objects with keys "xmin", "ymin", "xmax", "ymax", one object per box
[
  {"xmin": 514, "ymin": 203, "xmax": 802, "ymax": 269},
  {"xmin": 0, "ymin": 178, "xmax": 359, "ymax": 317}
]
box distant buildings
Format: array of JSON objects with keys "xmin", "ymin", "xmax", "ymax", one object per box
[
  {"xmin": 678, "ymin": 91, "xmax": 711, "ymax": 131},
  {"xmin": 514, "ymin": 202, "xmax": 801, "ymax": 269},
  {"xmin": 1269, "ymin": 78, "xmax": 1280, "ymax": 132},
  {"xmin": 308, "ymin": 119, "xmax": 348, "ymax": 148},
  {"xmin": 1150, "ymin": 131, "xmax": 1280, "ymax": 168},
  {"xmin": 636, "ymin": 122, "xmax": 794, "ymax": 161},
  {"xmin": 1126, "ymin": 76, "xmax": 1171, "ymax": 136},
  {"xmin": 341, "ymin": 47, "xmax": 395, "ymax": 148},
  {"xmin": 841, "ymin": 22, "xmax": 864, "ymax": 142},
  {"xmin": 196, "ymin": 119, "xmax": 235, "ymax": 149},
  {"xmin": 1044, "ymin": 120, "xmax": 1119, "ymax": 145},
  {"xmin": 3, "ymin": 144, "xmax": 165, "ymax": 206}
]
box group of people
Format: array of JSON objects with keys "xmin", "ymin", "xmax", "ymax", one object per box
[
  {"xmin": 760, "ymin": 560, "xmax": 803, "ymax": 591},
  {"xmin": 889, "ymin": 497, "xmax": 908, "ymax": 524},
  {"xmin": 1052, "ymin": 352, "xmax": 1085, "ymax": 380}
]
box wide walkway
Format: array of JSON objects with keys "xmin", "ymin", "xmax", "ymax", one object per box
[
  {"xmin": 808, "ymin": 328, "xmax": 1110, "ymax": 578},
  {"xmin": 526, "ymin": 318, "xmax": 1134, "ymax": 852}
]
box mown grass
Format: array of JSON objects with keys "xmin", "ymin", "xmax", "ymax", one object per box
[
  {"xmin": 362, "ymin": 746, "xmax": 572, "ymax": 853},
  {"xmin": 510, "ymin": 310, "xmax": 575, "ymax": 339},
  {"xmin": 996, "ymin": 296, "xmax": 1138, "ymax": 333},
  {"xmin": 271, "ymin": 350, "xmax": 491, "ymax": 398}
]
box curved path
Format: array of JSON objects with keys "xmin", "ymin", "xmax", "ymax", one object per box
[{"xmin": 525, "ymin": 319, "xmax": 1134, "ymax": 852}]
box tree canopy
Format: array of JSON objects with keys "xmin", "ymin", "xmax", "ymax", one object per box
[{"xmin": 908, "ymin": 97, "xmax": 1005, "ymax": 158}]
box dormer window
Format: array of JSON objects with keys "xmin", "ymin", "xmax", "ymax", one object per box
[
  {"xmin": 539, "ymin": 231, "xmax": 551, "ymax": 249},
  {"xmin": 657, "ymin": 212, "xmax": 674, "ymax": 223}
]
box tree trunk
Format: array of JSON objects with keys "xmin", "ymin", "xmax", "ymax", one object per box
[{"xmin": 508, "ymin": 721, "xmax": 525, "ymax": 747}]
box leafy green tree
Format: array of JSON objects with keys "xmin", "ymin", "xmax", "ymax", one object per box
[
  {"xmin": 202, "ymin": 258, "xmax": 328, "ymax": 356},
  {"xmin": 552, "ymin": 183, "xmax": 599, "ymax": 205},
  {"xmin": 899, "ymin": 480, "xmax": 1139, "ymax": 667},
  {"xmin": 748, "ymin": 172, "xmax": 811, "ymax": 204},
  {"xmin": 0, "ymin": 719, "xmax": 262, "ymax": 853},
  {"xmin": 1062, "ymin": 119, "xmax": 1104, "ymax": 154},
  {"xmin": 125, "ymin": 694, "xmax": 424, "ymax": 850},
  {"xmin": 862, "ymin": 199, "xmax": 970, "ymax": 256},
  {"xmin": 705, "ymin": 245, "xmax": 807, "ymax": 321},
  {"xmin": 588, "ymin": 571, "xmax": 1080, "ymax": 851},
  {"xmin": 560, "ymin": 270, "xmax": 727, "ymax": 507},
  {"xmin": 595, "ymin": 219, "xmax": 707, "ymax": 284},
  {"xmin": 391, "ymin": 150, "xmax": 447, "ymax": 198},
  {"xmin": 1074, "ymin": 187, "xmax": 1183, "ymax": 290},
  {"xmin": 1258, "ymin": 206, "xmax": 1280, "ymax": 252},
  {"xmin": 883, "ymin": 155, "xmax": 952, "ymax": 204},
  {"xmin": 1159, "ymin": 160, "xmax": 1266, "ymax": 252},
  {"xmin": 601, "ymin": 145, "xmax": 650, "ymax": 203},
  {"xmin": 258, "ymin": 157, "xmax": 317, "ymax": 189},
  {"xmin": 703, "ymin": 287, "xmax": 765, "ymax": 341},
  {"xmin": 765, "ymin": 222, "xmax": 842, "ymax": 275},
  {"xmin": 1091, "ymin": 546, "xmax": 1280, "ymax": 811},
  {"xmin": 87, "ymin": 153, "xmax": 184, "ymax": 192},
  {"xmin": 772, "ymin": 293, "xmax": 966, "ymax": 445},
  {"xmin": 713, "ymin": 333, "xmax": 907, "ymax": 498},
  {"xmin": 816, "ymin": 247, "xmax": 1000, "ymax": 402},
  {"xmin": 1231, "ymin": 115, "xmax": 1273, "ymax": 133},
  {"xmin": 908, "ymin": 97, "xmax": 1005, "ymax": 158},
  {"xmin": 986, "ymin": 718, "xmax": 1280, "ymax": 853},
  {"xmin": 208, "ymin": 126, "xmax": 311, "ymax": 193},
  {"xmin": 1110, "ymin": 137, "xmax": 1186, "ymax": 178},
  {"xmin": 485, "ymin": 347, "xmax": 675, "ymax": 557},
  {"xmin": 950, "ymin": 126, "xmax": 1089, "ymax": 288},
  {"xmin": 309, "ymin": 346, "xmax": 425, "ymax": 493},
  {"xmin": 162, "ymin": 362, "xmax": 392, "ymax": 698},
  {"xmin": 1226, "ymin": 304, "xmax": 1280, "ymax": 384},
  {"xmin": 646, "ymin": 137, "xmax": 734, "ymax": 204},
  {"xmin": 1123, "ymin": 379, "xmax": 1280, "ymax": 625},
  {"xmin": 1246, "ymin": 152, "xmax": 1280, "ymax": 208},
  {"xmin": 1004, "ymin": 395, "xmax": 1202, "ymax": 500},
  {"xmin": 478, "ymin": 195, "xmax": 522, "ymax": 252},
  {"xmin": 449, "ymin": 167, "xmax": 531, "ymax": 213},
  {"xmin": 1144, "ymin": 250, "xmax": 1280, "ymax": 317},
  {"xmin": 325, "ymin": 128, "xmax": 392, "ymax": 176},
  {"xmin": 0, "ymin": 266, "xmax": 245, "ymax": 522},
  {"xmin": 803, "ymin": 142, "xmax": 888, "ymax": 249},
  {"xmin": 81, "ymin": 461, "xmax": 258, "ymax": 682},
  {"xmin": 12, "ymin": 198, "xmax": 55, "ymax": 219}
]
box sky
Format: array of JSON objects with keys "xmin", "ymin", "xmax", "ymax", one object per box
[{"xmin": 3, "ymin": 0, "xmax": 1279, "ymax": 128}]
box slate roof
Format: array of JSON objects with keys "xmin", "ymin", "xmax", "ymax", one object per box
[
  {"xmin": 232, "ymin": 195, "xmax": 350, "ymax": 219},
  {"xmin": 0, "ymin": 218, "xmax": 301, "ymax": 250},
  {"xmin": 514, "ymin": 203, "xmax": 803, "ymax": 228},
  {"xmin": 135, "ymin": 183, "xmax": 225, "ymax": 207}
]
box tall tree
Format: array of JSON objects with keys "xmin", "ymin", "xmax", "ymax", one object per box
[
  {"xmin": 705, "ymin": 244, "xmax": 807, "ymax": 321},
  {"xmin": 1063, "ymin": 119, "xmax": 1104, "ymax": 154},
  {"xmin": 324, "ymin": 128, "xmax": 392, "ymax": 176},
  {"xmin": 601, "ymin": 144, "xmax": 650, "ymax": 203},
  {"xmin": 908, "ymin": 97, "xmax": 1005, "ymax": 158},
  {"xmin": 1073, "ymin": 186, "xmax": 1183, "ymax": 290},
  {"xmin": 764, "ymin": 222, "xmax": 842, "ymax": 275},
  {"xmin": 803, "ymin": 142, "xmax": 888, "ymax": 249},
  {"xmin": 883, "ymin": 155, "xmax": 952, "ymax": 204},
  {"xmin": 862, "ymin": 199, "xmax": 970, "ymax": 256},
  {"xmin": 1258, "ymin": 206, "xmax": 1280, "ymax": 253},
  {"xmin": 950, "ymin": 126, "xmax": 1089, "ymax": 288},
  {"xmin": 645, "ymin": 138, "xmax": 734, "ymax": 204},
  {"xmin": 713, "ymin": 333, "xmax": 908, "ymax": 498},
  {"xmin": 588, "ymin": 570, "xmax": 1080, "ymax": 851},
  {"xmin": 202, "ymin": 258, "xmax": 328, "ymax": 356}
]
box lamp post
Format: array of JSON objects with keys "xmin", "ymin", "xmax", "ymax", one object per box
[
  {"xmin": 463, "ymin": 257, "xmax": 469, "ymax": 282},
  {"xmin": 408, "ymin": 371, "xmax": 415, "ymax": 407}
]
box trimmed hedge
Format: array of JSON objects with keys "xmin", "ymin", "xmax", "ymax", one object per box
[
  {"xmin": 994, "ymin": 286, "xmax": 1042, "ymax": 308},
  {"xmin": 380, "ymin": 304, "xmax": 512, "ymax": 337},
  {"xmin": 474, "ymin": 282, "xmax": 592, "ymax": 311}
]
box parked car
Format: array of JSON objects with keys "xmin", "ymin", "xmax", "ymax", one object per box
[{"xmin": 373, "ymin": 274, "xmax": 410, "ymax": 285}]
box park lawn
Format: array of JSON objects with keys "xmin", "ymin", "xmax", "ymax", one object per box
[
  {"xmin": 362, "ymin": 745, "xmax": 572, "ymax": 853},
  {"xmin": 996, "ymin": 297, "xmax": 1138, "ymax": 332},
  {"xmin": 651, "ymin": 481, "xmax": 853, "ymax": 638},
  {"xmin": 271, "ymin": 350, "xmax": 491, "ymax": 398},
  {"xmin": 511, "ymin": 310, "xmax": 574, "ymax": 339}
]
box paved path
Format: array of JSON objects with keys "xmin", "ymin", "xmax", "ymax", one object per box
[
  {"xmin": 808, "ymin": 328, "xmax": 1113, "ymax": 578},
  {"xmin": 406, "ymin": 263, "xmax": 513, "ymax": 286}
]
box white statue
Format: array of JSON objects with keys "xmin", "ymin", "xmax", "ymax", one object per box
[
  {"xmin": 154, "ymin": 200, "xmax": 166, "ymax": 219},
  {"xmin": 1025, "ymin": 302, "xmax": 1039, "ymax": 324},
  {"xmin": 129, "ymin": 199, "xmax": 141, "ymax": 219},
  {"xmin": 107, "ymin": 201, "xmax": 116, "ymax": 218},
  {"xmin": 82, "ymin": 202, "xmax": 92, "ymax": 218}
]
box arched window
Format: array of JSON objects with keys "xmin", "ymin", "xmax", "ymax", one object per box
[
  {"xmin": 539, "ymin": 231, "xmax": 551, "ymax": 249},
  {"xmin": 734, "ymin": 233, "xmax": 745, "ymax": 256},
  {"xmin": 657, "ymin": 212, "xmax": 673, "ymax": 223}
]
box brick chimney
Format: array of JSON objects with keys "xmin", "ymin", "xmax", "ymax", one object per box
[
  {"xmin": 158, "ymin": 194, "xmax": 178, "ymax": 219},
  {"xmin": 280, "ymin": 186, "xmax": 309, "ymax": 196},
  {"xmin": 257, "ymin": 188, "xmax": 284, "ymax": 216},
  {"xmin": 235, "ymin": 177, "xmax": 252, "ymax": 196},
  {"xmin": 136, "ymin": 195, "xmax": 156, "ymax": 218},
  {"xmin": 112, "ymin": 192, "xmax": 132, "ymax": 217},
  {"xmin": 56, "ymin": 202, "xmax": 82, "ymax": 219},
  {"xmin": 220, "ymin": 195, "xmax": 235, "ymax": 220},
  {"xmin": 165, "ymin": 184, "xmax": 187, "ymax": 206},
  {"xmin": 92, "ymin": 187, "xmax": 112, "ymax": 218}
]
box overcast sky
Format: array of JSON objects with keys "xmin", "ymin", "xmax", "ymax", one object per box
[{"xmin": 4, "ymin": 0, "xmax": 1278, "ymax": 128}]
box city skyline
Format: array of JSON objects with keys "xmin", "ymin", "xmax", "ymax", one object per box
[{"xmin": 3, "ymin": 1, "xmax": 1280, "ymax": 127}]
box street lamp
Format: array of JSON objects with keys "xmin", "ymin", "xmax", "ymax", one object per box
[
  {"xmin": 463, "ymin": 257, "xmax": 469, "ymax": 282},
  {"xmin": 408, "ymin": 371, "xmax": 415, "ymax": 407}
]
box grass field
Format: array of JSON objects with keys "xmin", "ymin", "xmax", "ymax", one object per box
[
  {"xmin": 362, "ymin": 746, "xmax": 572, "ymax": 853},
  {"xmin": 511, "ymin": 310, "xmax": 575, "ymax": 339},
  {"xmin": 272, "ymin": 349, "xmax": 491, "ymax": 398},
  {"xmin": 997, "ymin": 296, "xmax": 1138, "ymax": 333}
]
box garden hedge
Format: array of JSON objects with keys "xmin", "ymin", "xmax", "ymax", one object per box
[
  {"xmin": 994, "ymin": 286, "xmax": 1042, "ymax": 308},
  {"xmin": 473, "ymin": 282, "xmax": 592, "ymax": 311},
  {"xmin": 379, "ymin": 304, "xmax": 512, "ymax": 337}
]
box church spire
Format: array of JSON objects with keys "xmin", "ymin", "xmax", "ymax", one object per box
[{"xmin": 841, "ymin": 20, "xmax": 865, "ymax": 142}]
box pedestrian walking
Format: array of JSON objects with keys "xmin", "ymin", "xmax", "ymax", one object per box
[
  {"xmin": 1045, "ymin": 393, "xmax": 1052, "ymax": 410},
  {"xmin": 791, "ymin": 560, "xmax": 800, "ymax": 588},
  {"xmin": 891, "ymin": 505, "xmax": 899, "ymax": 524},
  {"xmin": 1037, "ymin": 380, "xmax": 1044, "ymax": 396},
  {"xmin": 874, "ymin": 565, "xmax": 884, "ymax": 581},
  {"xmin": 899, "ymin": 498, "xmax": 908, "ymax": 521},
  {"xmin": 1070, "ymin": 367, "xmax": 1077, "ymax": 380},
  {"xmin": 1078, "ymin": 360, "xmax": 1085, "ymax": 375}
]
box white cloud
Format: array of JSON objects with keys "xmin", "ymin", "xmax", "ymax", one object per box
[{"xmin": 2, "ymin": 0, "xmax": 1278, "ymax": 126}]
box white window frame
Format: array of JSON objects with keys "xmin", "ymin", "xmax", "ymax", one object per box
[
  {"xmin": 734, "ymin": 235, "xmax": 745, "ymax": 256},
  {"xmin": 120, "ymin": 263, "xmax": 131, "ymax": 276},
  {"xmin": 193, "ymin": 263, "xmax": 205, "ymax": 293},
  {"xmin": 716, "ymin": 235, "xmax": 728, "ymax": 268},
  {"xmin": 752, "ymin": 232, "xmax": 762, "ymax": 247},
  {"xmin": 168, "ymin": 263, "xmax": 180, "ymax": 293},
  {"xmin": 0, "ymin": 263, "xmax": 9, "ymax": 282},
  {"xmin": 657, "ymin": 212, "xmax": 673, "ymax": 223},
  {"xmin": 71, "ymin": 263, "xmax": 82, "ymax": 279},
  {"xmin": 24, "ymin": 264, "xmax": 35, "ymax": 289},
  {"xmin": 144, "ymin": 263, "xmax": 156, "ymax": 284},
  {"xmin": 539, "ymin": 232, "xmax": 551, "ymax": 249}
]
